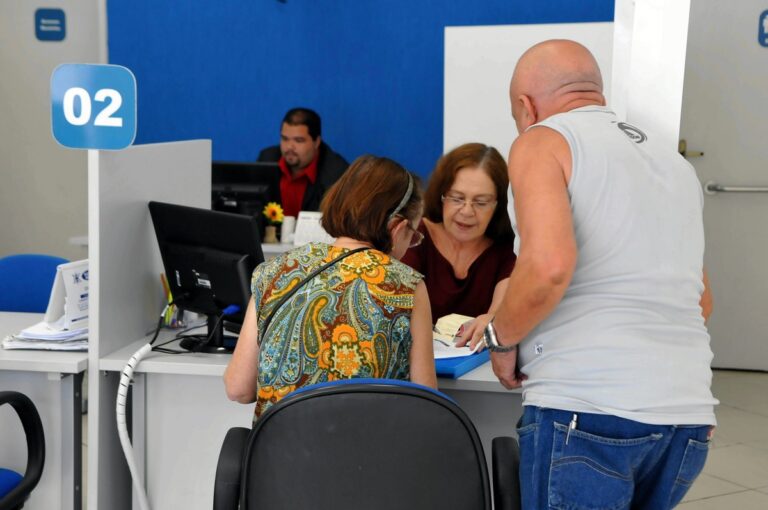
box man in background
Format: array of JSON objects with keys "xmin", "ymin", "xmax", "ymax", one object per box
[
  {"xmin": 258, "ymin": 107, "xmax": 349, "ymax": 217},
  {"xmin": 478, "ymin": 40, "xmax": 717, "ymax": 509}
]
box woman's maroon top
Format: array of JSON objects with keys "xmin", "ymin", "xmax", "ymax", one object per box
[{"xmin": 402, "ymin": 222, "xmax": 516, "ymax": 320}]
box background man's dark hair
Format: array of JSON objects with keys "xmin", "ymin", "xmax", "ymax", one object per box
[{"xmin": 282, "ymin": 108, "xmax": 322, "ymax": 140}]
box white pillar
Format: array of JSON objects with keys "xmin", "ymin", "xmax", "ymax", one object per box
[{"xmin": 611, "ymin": 0, "xmax": 692, "ymax": 151}]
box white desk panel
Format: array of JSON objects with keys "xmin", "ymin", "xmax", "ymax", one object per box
[{"xmin": 1, "ymin": 312, "xmax": 86, "ymax": 510}]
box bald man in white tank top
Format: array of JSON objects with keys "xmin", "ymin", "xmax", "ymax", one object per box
[{"xmin": 475, "ymin": 40, "xmax": 717, "ymax": 509}]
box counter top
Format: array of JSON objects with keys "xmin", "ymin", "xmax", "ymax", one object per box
[{"xmin": 0, "ymin": 312, "xmax": 88, "ymax": 373}]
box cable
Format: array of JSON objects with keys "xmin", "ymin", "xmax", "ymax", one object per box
[
  {"xmin": 116, "ymin": 298, "xmax": 181, "ymax": 510},
  {"xmin": 117, "ymin": 342, "xmax": 153, "ymax": 510},
  {"xmin": 116, "ymin": 301, "xmax": 241, "ymax": 510}
]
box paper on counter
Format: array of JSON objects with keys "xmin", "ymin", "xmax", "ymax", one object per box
[
  {"xmin": 433, "ymin": 313, "xmax": 479, "ymax": 359},
  {"xmin": 2, "ymin": 335, "xmax": 88, "ymax": 351}
]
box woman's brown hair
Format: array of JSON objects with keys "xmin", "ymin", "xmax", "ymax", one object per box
[
  {"xmin": 423, "ymin": 143, "xmax": 514, "ymax": 242},
  {"xmin": 321, "ymin": 155, "xmax": 422, "ymax": 253}
]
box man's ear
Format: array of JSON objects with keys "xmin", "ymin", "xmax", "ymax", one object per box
[
  {"xmin": 314, "ymin": 135, "xmax": 322, "ymax": 150},
  {"xmin": 517, "ymin": 94, "xmax": 538, "ymax": 131}
]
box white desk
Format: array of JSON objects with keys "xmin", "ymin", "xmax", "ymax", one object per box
[
  {"xmin": 0, "ymin": 312, "xmax": 88, "ymax": 510},
  {"xmin": 260, "ymin": 242, "xmax": 294, "ymax": 258},
  {"xmin": 100, "ymin": 334, "xmax": 522, "ymax": 510},
  {"xmin": 67, "ymin": 234, "xmax": 294, "ymax": 260}
]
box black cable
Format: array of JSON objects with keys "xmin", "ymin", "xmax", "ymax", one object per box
[
  {"xmin": 148, "ymin": 310, "xmax": 167, "ymax": 346},
  {"xmin": 189, "ymin": 313, "xmax": 227, "ymax": 352},
  {"xmin": 149, "ymin": 311, "xmax": 228, "ymax": 354}
]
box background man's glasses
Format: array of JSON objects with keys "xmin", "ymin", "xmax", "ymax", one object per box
[{"xmin": 441, "ymin": 194, "xmax": 497, "ymax": 212}]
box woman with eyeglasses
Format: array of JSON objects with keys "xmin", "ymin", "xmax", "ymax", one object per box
[
  {"xmin": 224, "ymin": 155, "xmax": 437, "ymax": 420},
  {"xmin": 402, "ymin": 143, "xmax": 516, "ymax": 349}
]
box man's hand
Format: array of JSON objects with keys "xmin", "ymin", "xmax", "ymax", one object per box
[
  {"xmin": 491, "ymin": 349, "xmax": 526, "ymax": 390},
  {"xmin": 454, "ymin": 313, "xmax": 494, "ymax": 351}
]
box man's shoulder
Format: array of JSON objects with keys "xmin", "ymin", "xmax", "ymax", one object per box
[
  {"xmin": 317, "ymin": 142, "xmax": 349, "ymax": 179},
  {"xmin": 257, "ymin": 145, "xmax": 281, "ymax": 162},
  {"xmin": 512, "ymin": 124, "xmax": 569, "ymax": 160}
]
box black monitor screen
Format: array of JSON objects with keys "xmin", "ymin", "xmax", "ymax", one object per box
[
  {"xmin": 148, "ymin": 201, "xmax": 264, "ymax": 353},
  {"xmin": 211, "ymin": 161, "xmax": 281, "ymax": 229}
]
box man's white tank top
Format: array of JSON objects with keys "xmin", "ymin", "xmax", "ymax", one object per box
[{"xmin": 508, "ymin": 106, "xmax": 717, "ymax": 425}]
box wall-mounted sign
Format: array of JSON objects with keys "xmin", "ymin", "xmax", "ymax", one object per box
[
  {"xmin": 35, "ymin": 8, "xmax": 66, "ymax": 42},
  {"xmin": 51, "ymin": 64, "xmax": 137, "ymax": 150},
  {"xmin": 760, "ymin": 10, "xmax": 768, "ymax": 47}
]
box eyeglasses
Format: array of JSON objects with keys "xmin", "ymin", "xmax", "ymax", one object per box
[
  {"xmin": 441, "ymin": 194, "xmax": 497, "ymax": 212},
  {"xmin": 406, "ymin": 224, "xmax": 424, "ymax": 248}
]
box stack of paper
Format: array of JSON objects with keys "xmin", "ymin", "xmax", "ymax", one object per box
[
  {"xmin": 433, "ymin": 313, "xmax": 480, "ymax": 359},
  {"xmin": 2, "ymin": 320, "xmax": 88, "ymax": 351}
]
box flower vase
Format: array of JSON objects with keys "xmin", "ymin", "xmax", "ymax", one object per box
[{"xmin": 264, "ymin": 225, "xmax": 278, "ymax": 243}]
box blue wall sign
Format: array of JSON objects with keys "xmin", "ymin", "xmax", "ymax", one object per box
[
  {"xmin": 106, "ymin": 0, "xmax": 614, "ymax": 176},
  {"xmin": 35, "ymin": 8, "xmax": 66, "ymax": 41},
  {"xmin": 760, "ymin": 10, "xmax": 768, "ymax": 47},
  {"xmin": 51, "ymin": 64, "xmax": 137, "ymax": 150}
]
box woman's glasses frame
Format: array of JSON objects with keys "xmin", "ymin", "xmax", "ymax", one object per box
[
  {"xmin": 405, "ymin": 223, "xmax": 424, "ymax": 248},
  {"xmin": 441, "ymin": 193, "xmax": 497, "ymax": 212}
]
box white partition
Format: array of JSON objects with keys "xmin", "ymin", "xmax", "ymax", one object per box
[
  {"xmin": 444, "ymin": 23, "xmax": 614, "ymax": 156},
  {"xmin": 87, "ymin": 140, "xmax": 211, "ymax": 510},
  {"xmin": 612, "ymin": 0, "xmax": 691, "ymax": 151}
]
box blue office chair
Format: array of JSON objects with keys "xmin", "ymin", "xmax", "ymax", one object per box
[
  {"xmin": 0, "ymin": 391, "xmax": 46, "ymax": 510},
  {"xmin": 213, "ymin": 379, "xmax": 520, "ymax": 510},
  {"xmin": 0, "ymin": 254, "xmax": 68, "ymax": 313}
]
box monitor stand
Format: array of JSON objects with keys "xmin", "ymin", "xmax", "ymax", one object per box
[{"xmin": 179, "ymin": 313, "xmax": 238, "ymax": 353}]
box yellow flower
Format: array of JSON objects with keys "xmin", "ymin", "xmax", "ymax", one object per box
[{"xmin": 263, "ymin": 202, "xmax": 284, "ymax": 224}]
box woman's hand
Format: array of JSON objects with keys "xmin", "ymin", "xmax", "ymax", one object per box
[{"xmin": 454, "ymin": 313, "xmax": 494, "ymax": 351}]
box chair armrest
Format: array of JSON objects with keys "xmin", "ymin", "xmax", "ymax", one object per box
[
  {"xmin": 492, "ymin": 436, "xmax": 521, "ymax": 510},
  {"xmin": 0, "ymin": 391, "xmax": 45, "ymax": 510},
  {"xmin": 213, "ymin": 426, "xmax": 250, "ymax": 510}
]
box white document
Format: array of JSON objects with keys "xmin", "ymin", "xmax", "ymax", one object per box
[
  {"xmin": 292, "ymin": 211, "xmax": 335, "ymax": 246},
  {"xmin": 17, "ymin": 321, "xmax": 89, "ymax": 341},
  {"xmin": 2, "ymin": 335, "xmax": 88, "ymax": 351},
  {"xmin": 44, "ymin": 259, "xmax": 89, "ymax": 331},
  {"xmin": 2, "ymin": 320, "xmax": 89, "ymax": 351},
  {"xmin": 433, "ymin": 313, "xmax": 480, "ymax": 359}
]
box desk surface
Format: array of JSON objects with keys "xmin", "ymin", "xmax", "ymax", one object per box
[
  {"xmin": 99, "ymin": 330, "xmax": 518, "ymax": 394},
  {"xmin": 261, "ymin": 243, "xmax": 295, "ymax": 255},
  {"xmin": 0, "ymin": 312, "xmax": 88, "ymax": 373}
]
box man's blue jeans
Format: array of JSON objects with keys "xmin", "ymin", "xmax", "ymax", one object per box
[{"xmin": 517, "ymin": 406, "xmax": 710, "ymax": 509}]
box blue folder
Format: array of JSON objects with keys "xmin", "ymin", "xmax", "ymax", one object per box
[{"xmin": 435, "ymin": 350, "xmax": 490, "ymax": 379}]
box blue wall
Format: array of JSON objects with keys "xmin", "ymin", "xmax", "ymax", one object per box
[{"xmin": 107, "ymin": 0, "xmax": 613, "ymax": 177}]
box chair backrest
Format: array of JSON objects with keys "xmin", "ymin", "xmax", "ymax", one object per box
[
  {"xmin": 0, "ymin": 254, "xmax": 68, "ymax": 312},
  {"xmin": 239, "ymin": 379, "xmax": 492, "ymax": 510},
  {"xmin": 0, "ymin": 391, "xmax": 46, "ymax": 509}
]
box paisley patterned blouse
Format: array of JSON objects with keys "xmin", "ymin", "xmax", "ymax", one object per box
[{"xmin": 251, "ymin": 242, "xmax": 423, "ymax": 419}]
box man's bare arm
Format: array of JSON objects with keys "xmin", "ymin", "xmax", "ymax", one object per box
[{"xmin": 491, "ymin": 127, "xmax": 577, "ymax": 346}]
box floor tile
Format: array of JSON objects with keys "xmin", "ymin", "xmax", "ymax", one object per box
[
  {"xmin": 743, "ymin": 439, "xmax": 768, "ymax": 451},
  {"xmin": 710, "ymin": 404, "xmax": 768, "ymax": 446},
  {"xmin": 703, "ymin": 444, "xmax": 768, "ymax": 489},
  {"xmin": 711, "ymin": 370, "xmax": 768, "ymax": 417},
  {"xmin": 681, "ymin": 473, "xmax": 746, "ymax": 502},
  {"xmin": 677, "ymin": 489, "xmax": 768, "ymax": 509}
]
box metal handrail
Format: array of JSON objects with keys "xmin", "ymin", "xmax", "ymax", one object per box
[{"xmin": 704, "ymin": 181, "xmax": 768, "ymax": 195}]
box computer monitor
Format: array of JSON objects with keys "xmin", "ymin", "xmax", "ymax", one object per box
[
  {"xmin": 211, "ymin": 161, "xmax": 281, "ymax": 233},
  {"xmin": 148, "ymin": 201, "xmax": 264, "ymax": 353}
]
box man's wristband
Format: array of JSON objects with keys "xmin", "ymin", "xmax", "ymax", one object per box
[{"xmin": 483, "ymin": 319, "xmax": 517, "ymax": 353}]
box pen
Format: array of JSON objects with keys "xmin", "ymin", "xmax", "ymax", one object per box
[{"xmin": 565, "ymin": 413, "xmax": 578, "ymax": 445}]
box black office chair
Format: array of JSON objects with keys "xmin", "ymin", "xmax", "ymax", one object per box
[
  {"xmin": 213, "ymin": 379, "xmax": 520, "ymax": 510},
  {"xmin": 0, "ymin": 391, "xmax": 46, "ymax": 510}
]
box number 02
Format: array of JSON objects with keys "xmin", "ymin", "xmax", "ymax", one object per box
[{"xmin": 62, "ymin": 87, "xmax": 124, "ymax": 127}]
